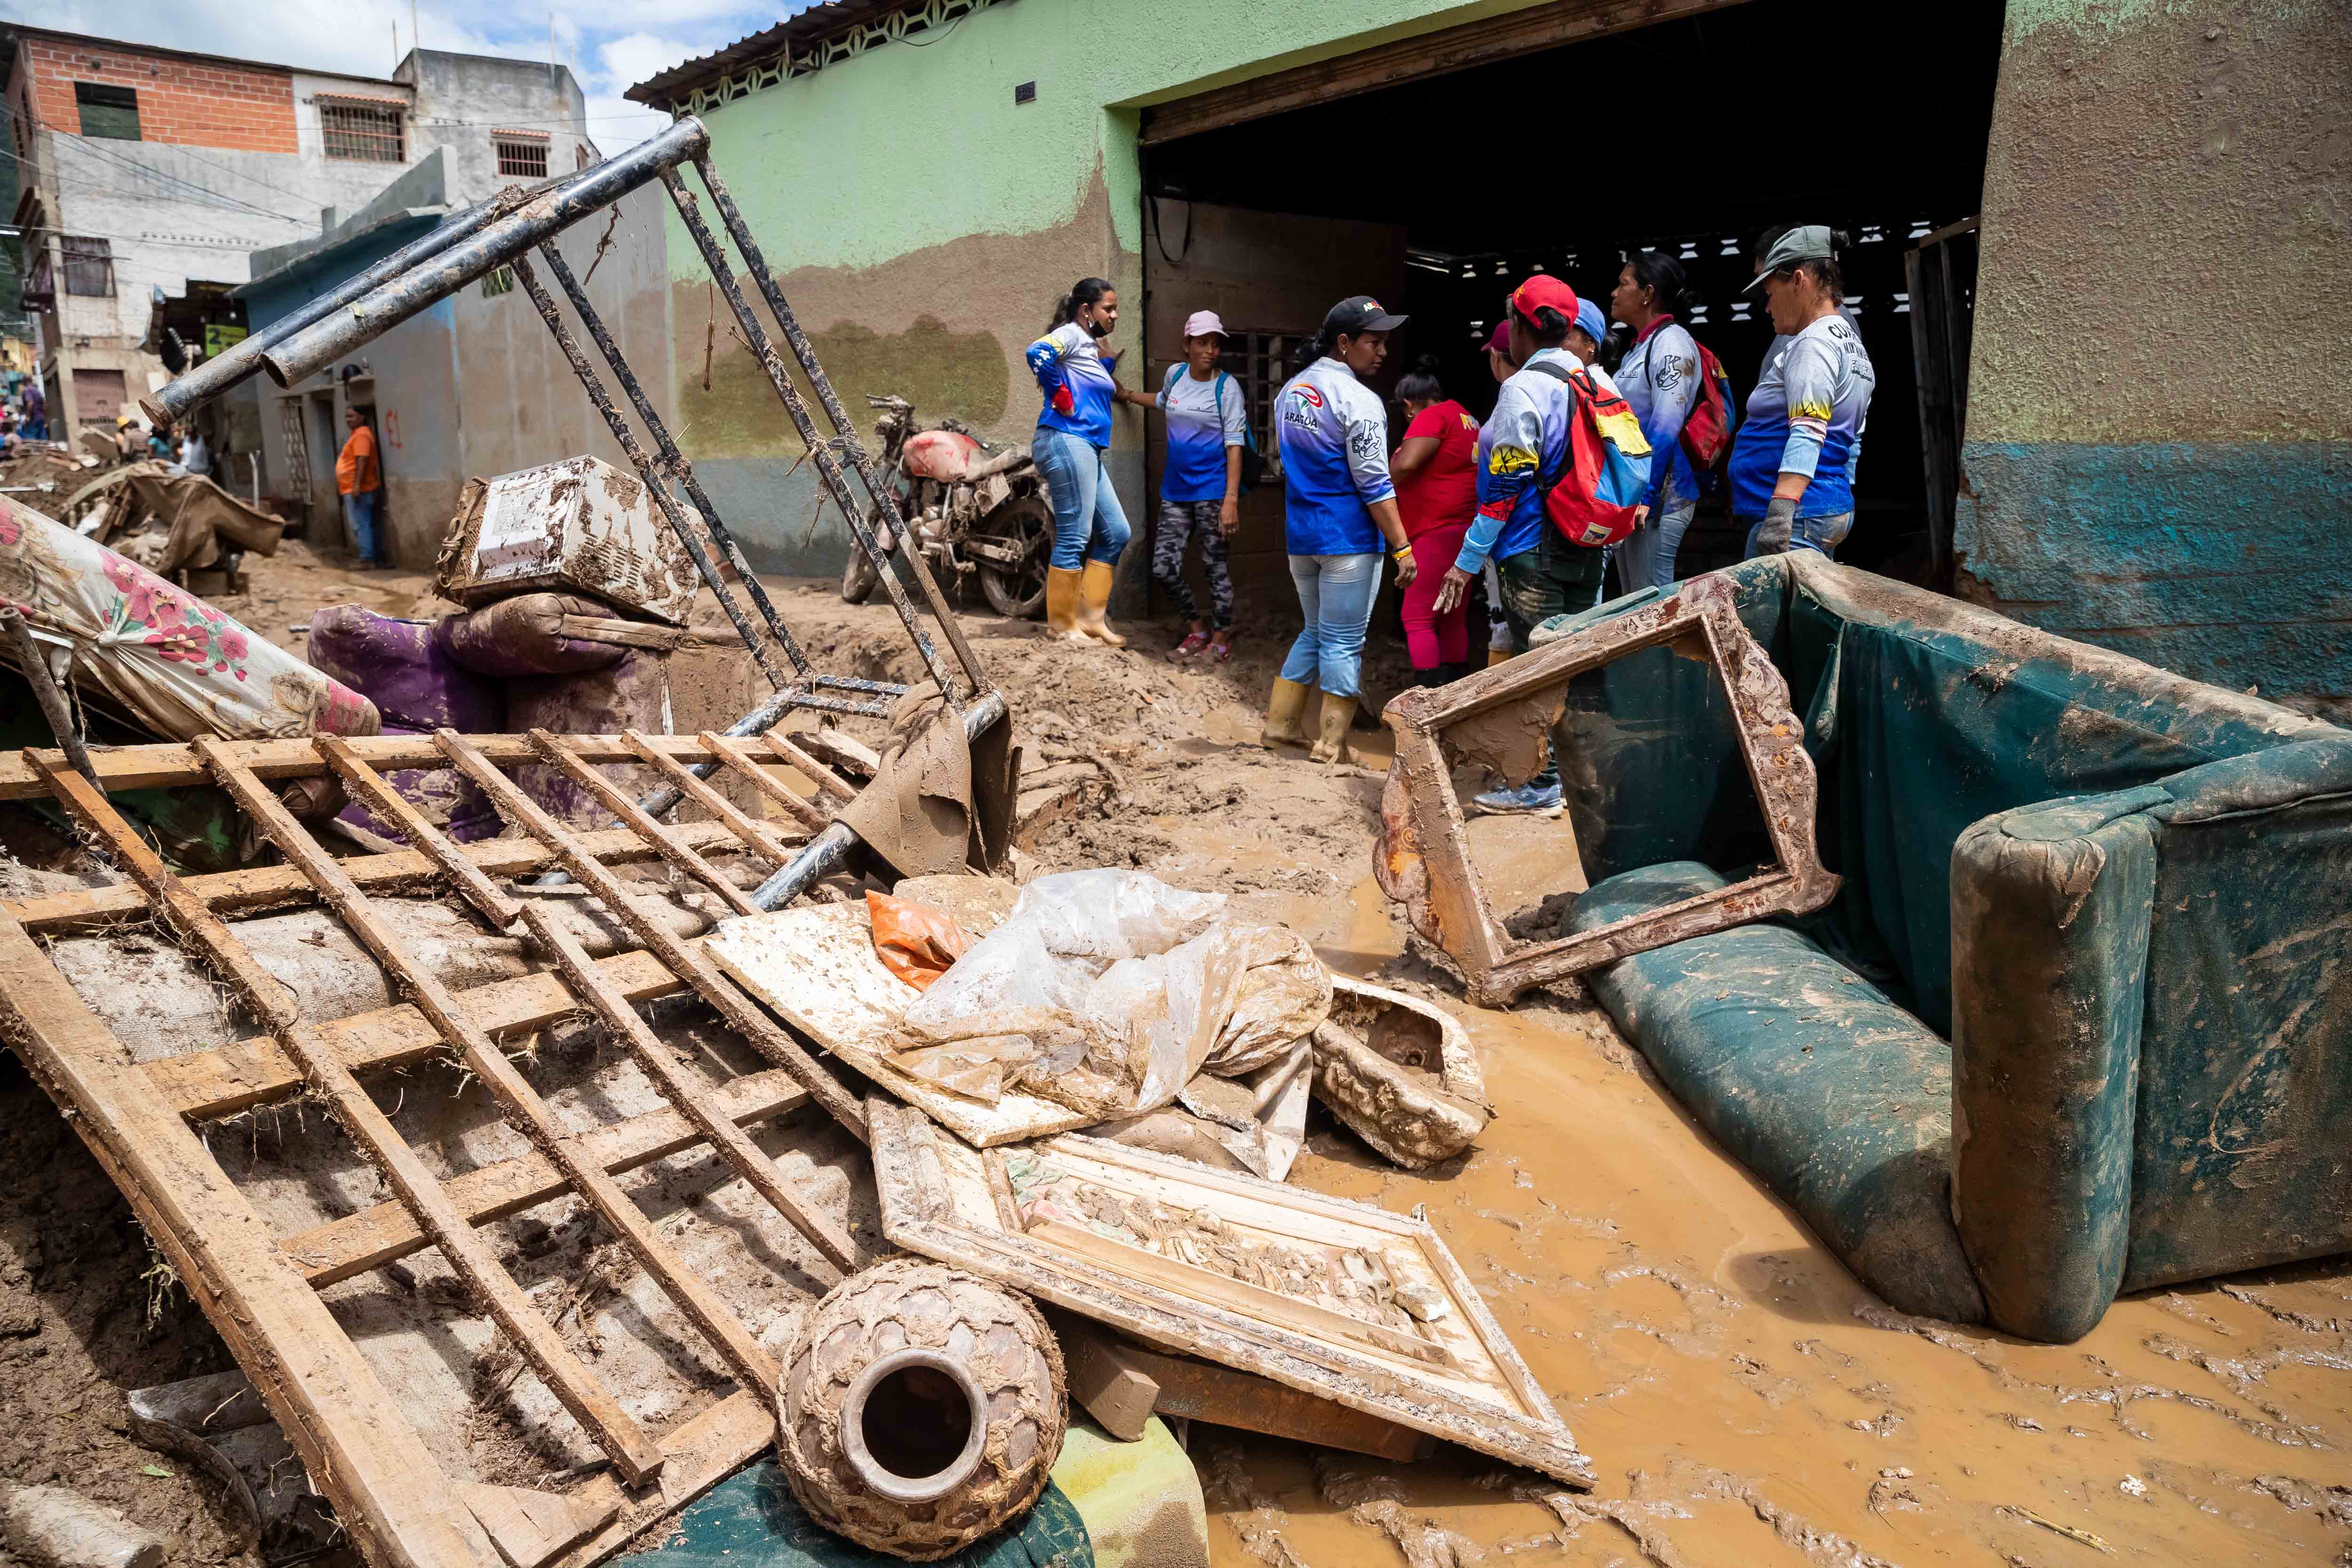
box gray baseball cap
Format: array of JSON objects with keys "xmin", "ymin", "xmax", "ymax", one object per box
[{"xmin": 1745, "ymin": 224, "xmax": 1836, "ymax": 293}]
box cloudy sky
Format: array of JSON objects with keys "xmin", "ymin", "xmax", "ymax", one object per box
[{"xmin": 3, "ymin": 0, "xmax": 815, "ymax": 153}]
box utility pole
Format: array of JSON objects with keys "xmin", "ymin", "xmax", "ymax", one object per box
[{"xmin": 410, "ymin": 0, "xmax": 420, "ymax": 58}]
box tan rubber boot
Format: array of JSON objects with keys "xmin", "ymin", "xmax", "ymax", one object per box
[
  {"xmin": 1309, "ymin": 690, "xmax": 1359, "ymax": 764},
  {"xmin": 1258, "ymin": 677, "xmax": 1312, "ymax": 748},
  {"xmin": 1487, "ymin": 644, "xmax": 1514, "ymax": 667},
  {"xmin": 1075, "ymin": 559, "xmax": 1127, "ymax": 647},
  {"xmin": 1044, "ymin": 565, "xmax": 1087, "ymax": 641}
]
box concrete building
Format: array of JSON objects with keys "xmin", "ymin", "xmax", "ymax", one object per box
[
  {"xmin": 236, "ymin": 152, "xmax": 671, "ymax": 566},
  {"xmin": 1, "ymin": 26, "xmax": 600, "ymax": 496},
  {"xmin": 625, "ymin": 0, "xmax": 2350, "ymax": 708}
]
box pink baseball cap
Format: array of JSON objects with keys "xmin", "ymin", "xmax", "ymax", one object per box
[
  {"xmin": 1485, "ymin": 319, "xmax": 1513, "ymax": 358},
  {"xmin": 1182, "ymin": 310, "xmax": 1228, "ymax": 340}
]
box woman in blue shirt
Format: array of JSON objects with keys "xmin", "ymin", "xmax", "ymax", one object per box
[
  {"xmin": 1730, "ymin": 228, "xmax": 1876, "ymax": 558},
  {"xmin": 1026, "ymin": 278, "xmax": 1156, "ymax": 645},
  {"xmin": 1153, "ymin": 310, "xmax": 1249, "ymax": 663}
]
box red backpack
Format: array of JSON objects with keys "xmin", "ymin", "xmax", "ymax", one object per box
[
  {"xmin": 1525, "ymin": 361, "xmax": 1654, "ymax": 549},
  {"xmin": 1676, "ymin": 339, "xmax": 1740, "ymax": 471}
]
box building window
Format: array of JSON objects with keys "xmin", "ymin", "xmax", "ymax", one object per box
[
  {"xmin": 1222, "ymin": 328, "xmax": 1308, "ymax": 474},
  {"xmin": 319, "ymin": 99, "xmax": 406, "ymax": 162},
  {"xmin": 73, "ymin": 82, "xmax": 140, "ymax": 141},
  {"xmin": 61, "ymin": 236, "xmax": 113, "ymax": 298},
  {"xmin": 577, "ymin": 142, "xmax": 594, "ymax": 171},
  {"xmin": 494, "ymin": 135, "xmax": 549, "ymax": 179}
]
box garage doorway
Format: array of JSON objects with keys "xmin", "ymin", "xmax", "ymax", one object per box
[{"xmin": 1139, "ymin": 0, "xmax": 2003, "ymax": 587}]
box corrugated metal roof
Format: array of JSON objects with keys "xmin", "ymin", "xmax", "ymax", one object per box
[{"xmin": 623, "ymin": 1, "xmax": 888, "ymax": 108}]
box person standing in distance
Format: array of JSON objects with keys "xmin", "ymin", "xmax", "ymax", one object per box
[
  {"xmin": 1260, "ymin": 296, "xmax": 1418, "ymax": 765},
  {"xmin": 336, "ymin": 406, "xmax": 386, "ymax": 569},
  {"xmin": 1732, "ymin": 227, "xmax": 1875, "ymax": 557},
  {"xmin": 1611, "ymin": 250, "xmax": 1703, "ymax": 587},
  {"xmin": 1152, "ymin": 310, "xmax": 1248, "ymax": 662},
  {"xmin": 1028, "ymin": 278, "xmax": 1156, "ymax": 645}
]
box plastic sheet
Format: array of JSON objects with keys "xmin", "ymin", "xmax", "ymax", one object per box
[{"xmin": 864, "ymin": 891, "xmax": 974, "ymax": 992}]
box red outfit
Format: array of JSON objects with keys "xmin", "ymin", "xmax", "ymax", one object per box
[{"xmin": 1395, "ymin": 401, "xmax": 1478, "ymax": 669}]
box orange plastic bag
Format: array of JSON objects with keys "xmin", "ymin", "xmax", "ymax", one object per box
[{"xmin": 866, "ymin": 891, "xmax": 975, "ymax": 992}]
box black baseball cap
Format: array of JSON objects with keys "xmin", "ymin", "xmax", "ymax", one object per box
[{"xmin": 1322, "ymin": 295, "xmax": 1408, "ymax": 337}]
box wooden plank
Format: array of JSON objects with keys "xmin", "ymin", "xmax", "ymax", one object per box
[
  {"xmin": 541, "ymin": 1388, "xmax": 776, "ymax": 1568},
  {"xmin": 1026, "ymin": 1219, "xmax": 1454, "ymax": 1370},
  {"xmin": 0, "ymin": 904, "xmax": 505, "ymax": 1568},
  {"xmin": 316, "ymin": 735, "xmax": 523, "ymax": 929},
  {"xmin": 756, "ymin": 728, "xmax": 855, "ymax": 803},
  {"xmin": 1109, "ymin": 1334, "xmax": 1433, "ymax": 1463},
  {"xmin": 147, "ymin": 948, "xmax": 687, "ymax": 1122},
  {"xmin": 1, "ymin": 820, "xmax": 741, "ymax": 937},
  {"xmin": 439, "ymin": 731, "xmax": 867, "ymax": 1138},
  {"xmin": 0, "ymin": 734, "xmax": 735, "ymax": 801},
  {"xmin": 520, "ymin": 902, "xmax": 856, "ymax": 1273},
  {"xmin": 459, "ymin": 1483, "xmax": 617, "ymax": 1568},
  {"xmin": 700, "ymin": 731, "xmax": 829, "ymax": 833},
  {"xmin": 619, "ymin": 730, "xmax": 799, "ymax": 864},
  {"xmin": 524, "ymin": 731, "xmax": 759, "ymax": 918},
  {"xmin": 49, "ymin": 747, "xmax": 667, "ymax": 1488},
  {"xmin": 280, "ymin": 1069, "xmax": 810, "ymax": 1287},
  {"xmin": 207, "ymin": 744, "xmax": 782, "ymax": 1404},
  {"xmin": 794, "ymin": 726, "xmax": 878, "ymax": 781},
  {"xmin": 1136, "ymin": 0, "xmax": 1742, "ymax": 145}
]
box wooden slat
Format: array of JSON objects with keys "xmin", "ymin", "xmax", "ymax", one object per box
[
  {"xmin": 522, "ymin": 904, "xmax": 856, "ymax": 1274},
  {"xmin": 206, "ymin": 742, "xmax": 781, "ymax": 1403},
  {"xmin": 757, "ymin": 729, "xmax": 855, "ymax": 804},
  {"xmin": 700, "ymin": 732, "xmax": 829, "ymax": 833},
  {"xmin": 1, "ymin": 820, "xmax": 743, "ymax": 936},
  {"xmin": 619, "ymin": 730, "xmax": 798, "ymax": 864},
  {"xmin": 438, "ymin": 731, "xmax": 867, "ymax": 1138},
  {"xmin": 316, "ymin": 736, "xmax": 523, "ymax": 928},
  {"xmin": 0, "ymin": 733, "xmax": 736, "ymax": 800},
  {"xmin": 793, "ymin": 726, "xmax": 878, "ymax": 782},
  {"xmin": 147, "ymin": 948, "xmax": 686, "ymax": 1122},
  {"xmin": 50, "ymin": 746, "xmax": 667, "ymax": 1488},
  {"xmin": 281, "ymin": 1068, "xmax": 810, "ymax": 1287},
  {"xmin": 524, "ymin": 731, "xmax": 759, "ymax": 918},
  {"xmin": 0, "ymin": 903, "xmax": 505, "ymax": 1568}
]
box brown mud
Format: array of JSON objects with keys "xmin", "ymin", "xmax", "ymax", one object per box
[{"xmin": 0, "ymin": 546, "xmax": 2344, "ymax": 1566}]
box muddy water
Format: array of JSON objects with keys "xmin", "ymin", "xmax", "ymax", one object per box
[{"xmin": 1215, "ymin": 875, "xmax": 2352, "ymax": 1568}]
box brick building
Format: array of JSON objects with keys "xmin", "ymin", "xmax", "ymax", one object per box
[{"xmin": 1, "ymin": 26, "xmax": 597, "ymax": 483}]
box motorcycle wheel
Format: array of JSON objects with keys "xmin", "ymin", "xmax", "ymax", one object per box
[
  {"xmin": 975, "ymin": 495, "xmax": 1052, "ymax": 620},
  {"xmin": 840, "ymin": 527, "xmax": 893, "ymax": 605}
]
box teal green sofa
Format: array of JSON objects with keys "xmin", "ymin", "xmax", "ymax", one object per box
[{"xmin": 1537, "ymin": 555, "xmax": 2349, "ymax": 1341}]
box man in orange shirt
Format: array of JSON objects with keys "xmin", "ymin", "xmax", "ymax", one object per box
[{"xmin": 335, "ymin": 406, "xmax": 386, "ymax": 568}]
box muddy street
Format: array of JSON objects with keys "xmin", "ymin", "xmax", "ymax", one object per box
[{"xmin": 4, "ymin": 542, "xmax": 2328, "ymax": 1568}]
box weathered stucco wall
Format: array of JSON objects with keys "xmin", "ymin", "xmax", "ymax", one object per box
[
  {"xmin": 1957, "ymin": 0, "xmax": 2352, "ymax": 707},
  {"xmin": 664, "ymin": 0, "xmax": 1548, "ymax": 577}
]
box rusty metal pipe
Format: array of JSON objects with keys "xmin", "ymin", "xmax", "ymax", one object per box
[
  {"xmin": 141, "ymin": 190, "xmax": 523, "ymax": 427},
  {"xmin": 689, "ymin": 156, "xmax": 991, "ymax": 704},
  {"xmin": 659, "ymin": 165, "xmax": 968, "ymax": 708},
  {"xmin": 531, "ymin": 240, "xmax": 813, "ymax": 679},
  {"xmin": 258, "ymin": 118, "xmax": 709, "ymax": 389},
  {"xmin": 507, "ymin": 250, "xmax": 788, "ymax": 692}
]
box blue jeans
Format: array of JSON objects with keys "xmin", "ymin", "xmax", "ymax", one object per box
[
  {"xmin": 1033, "ymin": 428, "xmax": 1130, "ymax": 570},
  {"xmin": 345, "ymin": 488, "xmax": 384, "ymax": 564},
  {"xmin": 1279, "ymin": 551, "xmax": 1384, "ymax": 699},
  {"xmin": 1615, "ymin": 498, "xmax": 1697, "ymax": 588},
  {"xmin": 1741, "ymin": 510, "xmax": 1852, "ymax": 560}
]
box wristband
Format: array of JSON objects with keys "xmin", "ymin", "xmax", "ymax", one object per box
[{"xmin": 1391, "ymin": 545, "xmax": 1415, "ymax": 564}]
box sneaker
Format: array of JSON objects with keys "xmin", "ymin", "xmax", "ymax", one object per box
[
  {"xmin": 1471, "ymin": 780, "xmax": 1563, "ymax": 818},
  {"xmin": 1168, "ymin": 629, "xmax": 1211, "ymax": 661}
]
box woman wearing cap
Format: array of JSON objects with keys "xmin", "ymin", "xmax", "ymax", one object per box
[
  {"xmin": 1389, "ymin": 356, "xmax": 1479, "ymax": 688},
  {"xmin": 1027, "ymin": 277, "xmax": 1157, "ymax": 645},
  {"xmin": 1611, "ymin": 250, "xmax": 1703, "ymax": 587},
  {"xmin": 1732, "ymin": 227, "xmax": 1876, "ymax": 558},
  {"xmin": 1152, "ymin": 311, "xmax": 1248, "ymax": 662},
  {"xmin": 1260, "ymin": 295, "xmax": 1417, "ymax": 764}
]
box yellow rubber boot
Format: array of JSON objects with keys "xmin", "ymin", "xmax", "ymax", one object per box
[
  {"xmin": 1309, "ymin": 690, "xmax": 1359, "ymax": 764},
  {"xmin": 1044, "ymin": 565, "xmax": 1086, "ymax": 640},
  {"xmin": 1487, "ymin": 644, "xmax": 1514, "ymax": 667},
  {"xmin": 1075, "ymin": 559, "xmax": 1127, "ymax": 647},
  {"xmin": 1259, "ymin": 678, "xmax": 1311, "ymax": 748}
]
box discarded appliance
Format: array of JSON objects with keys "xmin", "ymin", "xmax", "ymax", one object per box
[
  {"xmin": 868, "ymin": 1099, "xmax": 1592, "ymax": 1488},
  {"xmin": 436, "ymin": 458, "xmax": 700, "ymax": 626},
  {"xmin": 779, "ymin": 1256, "xmax": 1068, "ymax": 1560},
  {"xmin": 1375, "ymin": 570, "xmax": 1838, "ymax": 1006}
]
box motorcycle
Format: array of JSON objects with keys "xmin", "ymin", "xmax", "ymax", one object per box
[{"xmin": 841, "ymin": 395, "xmax": 1053, "ymax": 618}]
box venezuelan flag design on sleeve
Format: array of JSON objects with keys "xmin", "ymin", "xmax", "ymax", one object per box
[
  {"xmin": 1027, "ymin": 322, "xmax": 1120, "ymax": 446},
  {"xmin": 1729, "ymin": 315, "xmax": 1875, "ymax": 518}
]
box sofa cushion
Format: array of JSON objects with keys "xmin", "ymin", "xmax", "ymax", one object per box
[{"xmin": 1569, "ymin": 861, "xmax": 1985, "ymax": 1324}]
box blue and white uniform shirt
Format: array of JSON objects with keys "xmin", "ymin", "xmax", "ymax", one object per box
[
  {"xmin": 1157, "ymin": 367, "xmax": 1248, "ymax": 505},
  {"xmin": 1730, "ymin": 313, "xmax": 1875, "ymax": 518},
  {"xmin": 1619, "ymin": 320, "xmax": 1700, "ymax": 509},
  {"xmin": 1276, "ymin": 357, "xmax": 1393, "ymax": 556},
  {"xmin": 1455, "ymin": 348, "xmax": 1617, "ymax": 573},
  {"xmin": 1026, "ymin": 321, "xmax": 1121, "ymax": 447}
]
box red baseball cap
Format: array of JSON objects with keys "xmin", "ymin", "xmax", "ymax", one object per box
[
  {"xmin": 1485, "ymin": 319, "xmax": 1513, "ymax": 358},
  {"xmin": 1507, "ymin": 274, "xmax": 1580, "ymax": 328}
]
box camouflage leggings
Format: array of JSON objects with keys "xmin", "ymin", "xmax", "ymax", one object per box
[{"xmin": 1152, "ymin": 498, "xmax": 1234, "ymax": 628}]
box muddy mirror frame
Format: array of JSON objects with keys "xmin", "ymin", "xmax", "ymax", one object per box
[{"xmin": 1375, "ymin": 573, "xmax": 1839, "ymax": 1007}]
